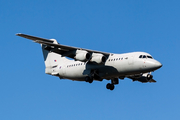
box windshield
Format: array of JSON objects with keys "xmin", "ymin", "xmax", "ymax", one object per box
[{"xmin": 139, "ymin": 55, "xmax": 153, "ymax": 59}]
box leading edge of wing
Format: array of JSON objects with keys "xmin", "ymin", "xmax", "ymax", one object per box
[{"xmin": 16, "ymin": 33, "xmax": 110, "ymax": 56}]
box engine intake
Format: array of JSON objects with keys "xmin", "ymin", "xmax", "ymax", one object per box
[{"xmin": 135, "ymin": 74, "xmax": 153, "ymax": 83}]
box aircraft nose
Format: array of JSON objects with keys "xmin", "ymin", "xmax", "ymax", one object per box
[
  {"xmin": 146, "ymin": 60, "xmax": 162, "ymax": 70},
  {"xmin": 154, "ymin": 61, "xmax": 162, "ymax": 69}
]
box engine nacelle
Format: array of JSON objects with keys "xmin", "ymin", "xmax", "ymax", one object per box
[
  {"xmin": 74, "ymin": 50, "xmax": 91, "ymax": 61},
  {"xmin": 90, "ymin": 53, "xmax": 106, "ymax": 64},
  {"xmin": 136, "ymin": 74, "xmax": 153, "ymax": 83},
  {"xmin": 136, "ymin": 76, "xmax": 149, "ymax": 83}
]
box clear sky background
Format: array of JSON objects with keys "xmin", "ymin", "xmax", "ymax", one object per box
[{"xmin": 0, "ymin": 0, "xmax": 179, "ymax": 120}]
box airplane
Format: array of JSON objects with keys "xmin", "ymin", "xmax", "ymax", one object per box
[{"xmin": 16, "ymin": 33, "xmax": 162, "ymax": 90}]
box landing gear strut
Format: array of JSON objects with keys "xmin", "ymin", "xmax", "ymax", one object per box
[
  {"xmin": 106, "ymin": 78, "xmax": 119, "ymax": 90},
  {"xmin": 85, "ymin": 70, "xmax": 101, "ymax": 84}
]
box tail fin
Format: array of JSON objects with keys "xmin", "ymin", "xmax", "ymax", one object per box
[
  {"xmin": 16, "ymin": 34, "xmax": 68, "ymax": 75},
  {"xmin": 41, "ymin": 39, "xmax": 66, "ymax": 75}
]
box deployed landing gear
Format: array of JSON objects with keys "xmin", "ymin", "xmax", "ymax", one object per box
[
  {"xmin": 85, "ymin": 70, "xmax": 101, "ymax": 84},
  {"xmin": 106, "ymin": 78, "xmax": 119, "ymax": 90},
  {"xmin": 85, "ymin": 76, "xmax": 93, "ymax": 83},
  {"xmin": 106, "ymin": 83, "xmax": 115, "ymax": 90}
]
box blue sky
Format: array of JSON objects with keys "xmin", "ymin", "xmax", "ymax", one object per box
[{"xmin": 0, "ymin": 0, "xmax": 179, "ymax": 120}]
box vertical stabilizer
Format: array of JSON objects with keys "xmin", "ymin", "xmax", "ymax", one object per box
[{"xmin": 41, "ymin": 40, "xmax": 67, "ymax": 75}]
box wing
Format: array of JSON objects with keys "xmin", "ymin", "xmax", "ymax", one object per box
[
  {"xmin": 16, "ymin": 33, "xmax": 110, "ymax": 61},
  {"xmin": 127, "ymin": 73, "xmax": 157, "ymax": 83}
]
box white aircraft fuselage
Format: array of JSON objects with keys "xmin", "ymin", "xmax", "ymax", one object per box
[
  {"xmin": 17, "ymin": 33, "xmax": 162, "ymax": 90},
  {"xmin": 53, "ymin": 52, "xmax": 161, "ymax": 81}
]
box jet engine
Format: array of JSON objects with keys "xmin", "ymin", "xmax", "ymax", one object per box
[
  {"xmin": 74, "ymin": 50, "xmax": 91, "ymax": 61},
  {"xmin": 136, "ymin": 76, "xmax": 150, "ymax": 83},
  {"xmin": 134, "ymin": 73, "xmax": 154, "ymax": 83},
  {"xmin": 90, "ymin": 53, "xmax": 106, "ymax": 64}
]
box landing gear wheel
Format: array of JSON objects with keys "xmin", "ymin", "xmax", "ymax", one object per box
[
  {"xmin": 106, "ymin": 83, "xmax": 115, "ymax": 90},
  {"xmin": 109, "ymin": 84, "xmax": 115, "ymax": 90},
  {"xmin": 89, "ymin": 79, "xmax": 93, "ymax": 83},
  {"xmin": 106, "ymin": 83, "xmax": 111, "ymax": 89},
  {"xmin": 85, "ymin": 76, "xmax": 93, "ymax": 83}
]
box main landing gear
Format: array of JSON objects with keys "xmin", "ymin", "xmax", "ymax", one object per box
[
  {"xmin": 106, "ymin": 83, "xmax": 114, "ymax": 90},
  {"xmin": 85, "ymin": 70, "xmax": 119, "ymax": 90},
  {"xmin": 106, "ymin": 78, "xmax": 119, "ymax": 91},
  {"xmin": 85, "ymin": 70, "xmax": 101, "ymax": 83},
  {"xmin": 85, "ymin": 76, "xmax": 93, "ymax": 83}
]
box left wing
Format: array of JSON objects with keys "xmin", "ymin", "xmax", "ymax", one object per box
[{"xmin": 16, "ymin": 33, "xmax": 110, "ymax": 63}]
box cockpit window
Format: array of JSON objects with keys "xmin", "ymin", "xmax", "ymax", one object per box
[
  {"xmin": 143, "ymin": 55, "xmax": 146, "ymax": 58},
  {"xmin": 147, "ymin": 56, "xmax": 153, "ymax": 59},
  {"xmin": 139, "ymin": 55, "xmax": 153, "ymax": 59}
]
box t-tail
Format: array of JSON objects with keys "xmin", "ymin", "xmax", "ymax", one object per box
[
  {"xmin": 41, "ymin": 39, "xmax": 68, "ymax": 75},
  {"xmin": 16, "ymin": 33, "xmax": 68, "ymax": 75}
]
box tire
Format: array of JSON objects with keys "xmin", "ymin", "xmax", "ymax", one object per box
[
  {"xmin": 106, "ymin": 83, "xmax": 114, "ymax": 90},
  {"xmin": 106, "ymin": 83, "xmax": 111, "ymax": 89},
  {"xmin": 85, "ymin": 76, "xmax": 93, "ymax": 83},
  {"xmin": 89, "ymin": 78, "xmax": 93, "ymax": 83},
  {"xmin": 109, "ymin": 84, "xmax": 115, "ymax": 90}
]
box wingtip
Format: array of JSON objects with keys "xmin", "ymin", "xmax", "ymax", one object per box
[
  {"xmin": 16, "ymin": 33, "xmax": 22, "ymax": 36},
  {"xmin": 149, "ymin": 79, "xmax": 157, "ymax": 83}
]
